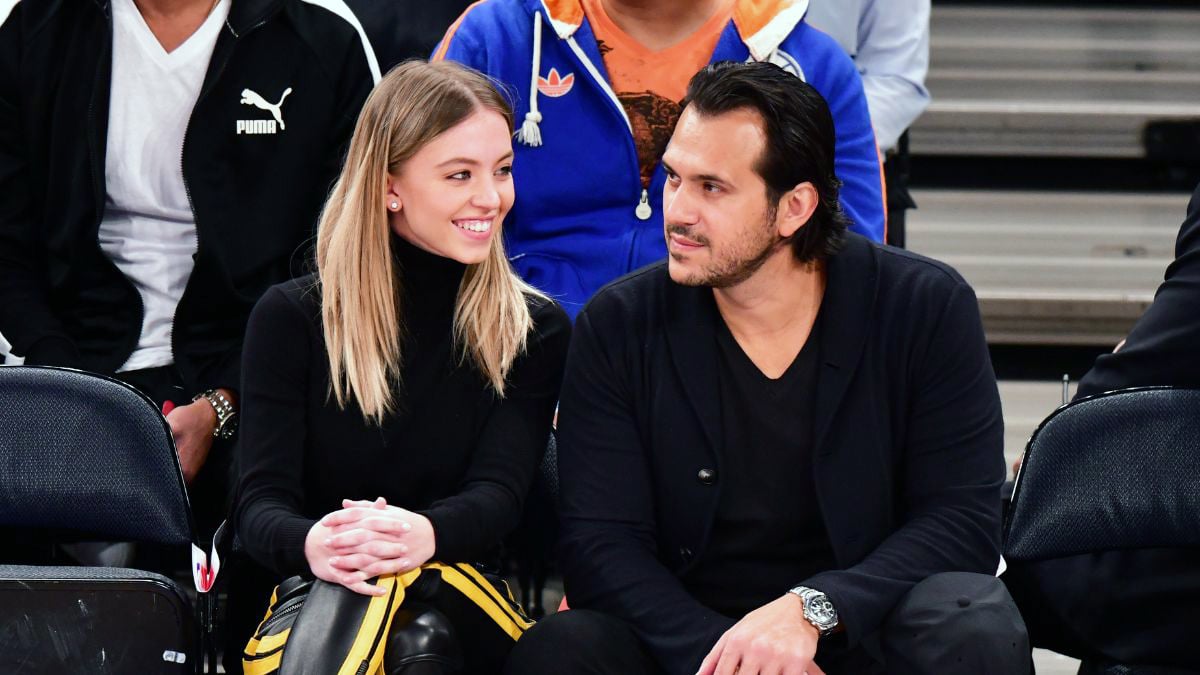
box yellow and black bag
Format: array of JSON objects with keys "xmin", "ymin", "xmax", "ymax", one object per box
[{"xmin": 243, "ymin": 562, "xmax": 533, "ymax": 675}]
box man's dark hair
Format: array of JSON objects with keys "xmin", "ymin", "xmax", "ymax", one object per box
[{"xmin": 682, "ymin": 61, "xmax": 850, "ymax": 262}]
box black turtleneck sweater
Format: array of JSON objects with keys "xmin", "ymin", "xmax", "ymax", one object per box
[{"xmin": 235, "ymin": 237, "xmax": 570, "ymax": 577}]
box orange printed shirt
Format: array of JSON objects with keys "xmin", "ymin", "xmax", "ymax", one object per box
[{"xmin": 581, "ymin": 0, "xmax": 734, "ymax": 188}]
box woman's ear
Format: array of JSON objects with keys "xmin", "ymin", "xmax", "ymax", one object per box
[
  {"xmin": 386, "ymin": 174, "xmax": 403, "ymax": 212},
  {"xmin": 777, "ymin": 182, "xmax": 819, "ymax": 239}
]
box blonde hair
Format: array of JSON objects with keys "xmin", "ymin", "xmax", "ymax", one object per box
[{"xmin": 315, "ymin": 60, "xmax": 544, "ymax": 424}]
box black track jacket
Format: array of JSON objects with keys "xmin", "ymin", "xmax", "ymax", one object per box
[{"xmin": 0, "ymin": 0, "xmax": 378, "ymax": 393}]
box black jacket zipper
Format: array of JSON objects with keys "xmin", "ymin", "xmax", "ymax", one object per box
[{"xmin": 172, "ymin": 15, "xmax": 270, "ymax": 371}]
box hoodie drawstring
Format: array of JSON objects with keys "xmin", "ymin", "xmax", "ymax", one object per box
[{"xmin": 516, "ymin": 11, "xmax": 544, "ymax": 147}]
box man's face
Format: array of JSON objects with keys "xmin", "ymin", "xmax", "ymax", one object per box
[{"xmin": 661, "ymin": 106, "xmax": 782, "ymax": 288}]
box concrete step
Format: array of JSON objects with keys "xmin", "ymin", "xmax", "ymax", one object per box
[
  {"xmin": 908, "ymin": 189, "xmax": 1188, "ymax": 344},
  {"xmin": 931, "ymin": 7, "xmax": 1200, "ymax": 56},
  {"xmin": 998, "ymin": 380, "xmax": 1071, "ymax": 470},
  {"xmin": 913, "ymin": 5, "xmax": 1200, "ymax": 158}
]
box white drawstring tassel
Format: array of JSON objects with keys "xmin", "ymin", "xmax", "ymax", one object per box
[
  {"xmin": 516, "ymin": 11, "xmax": 544, "ymax": 147},
  {"xmin": 518, "ymin": 111, "xmax": 543, "ymax": 147}
]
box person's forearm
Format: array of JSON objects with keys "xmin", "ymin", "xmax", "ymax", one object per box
[{"xmin": 863, "ymin": 75, "xmax": 930, "ymax": 152}]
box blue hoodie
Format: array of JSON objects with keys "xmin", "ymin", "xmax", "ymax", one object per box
[{"xmin": 436, "ymin": 0, "xmax": 885, "ymax": 317}]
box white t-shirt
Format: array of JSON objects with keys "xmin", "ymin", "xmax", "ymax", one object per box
[{"xmin": 98, "ymin": 0, "xmax": 229, "ymax": 372}]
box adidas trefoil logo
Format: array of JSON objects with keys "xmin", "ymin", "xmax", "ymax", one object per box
[
  {"xmin": 237, "ymin": 87, "xmax": 293, "ymax": 135},
  {"xmin": 536, "ymin": 68, "xmax": 575, "ymax": 98}
]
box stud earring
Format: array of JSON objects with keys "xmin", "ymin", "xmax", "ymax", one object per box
[{"xmin": 389, "ymin": 201, "xmax": 399, "ymax": 210}]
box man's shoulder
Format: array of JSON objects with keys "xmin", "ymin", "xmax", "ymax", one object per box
[
  {"xmin": 577, "ymin": 261, "xmax": 669, "ymax": 327},
  {"xmin": 867, "ymin": 242, "xmax": 974, "ymax": 319},
  {"xmin": 874, "ymin": 243, "xmax": 969, "ymax": 291},
  {"xmin": 277, "ymin": 0, "xmax": 376, "ymax": 64},
  {"xmin": 2, "ymin": 0, "xmax": 92, "ymax": 41}
]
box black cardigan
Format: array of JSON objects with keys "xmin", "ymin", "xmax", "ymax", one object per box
[
  {"xmin": 1076, "ymin": 182, "xmax": 1200, "ymax": 398},
  {"xmin": 556, "ymin": 233, "xmax": 1005, "ymax": 673},
  {"xmin": 235, "ymin": 241, "xmax": 570, "ymax": 577}
]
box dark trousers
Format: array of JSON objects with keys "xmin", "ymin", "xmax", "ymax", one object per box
[
  {"xmin": 1004, "ymin": 549, "xmax": 1200, "ymax": 669},
  {"xmin": 883, "ymin": 132, "xmax": 916, "ymax": 250},
  {"xmin": 504, "ymin": 573, "xmax": 1029, "ymax": 675}
]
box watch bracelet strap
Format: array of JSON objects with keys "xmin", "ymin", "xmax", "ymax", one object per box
[{"xmin": 195, "ymin": 389, "xmax": 236, "ymax": 437}]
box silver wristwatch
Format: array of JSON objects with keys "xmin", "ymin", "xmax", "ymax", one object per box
[
  {"xmin": 194, "ymin": 389, "xmax": 238, "ymax": 440},
  {"xmin": 788, "ymin": 585, "xmax": 838, "ymax": 636}
]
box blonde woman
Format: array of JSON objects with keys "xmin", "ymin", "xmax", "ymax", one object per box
[{"xmin": 235, "ymin": 61, "xmax": 569, "ymax": 674}]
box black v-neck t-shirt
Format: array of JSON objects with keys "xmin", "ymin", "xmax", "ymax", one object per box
[{"xmin": 682, "ymin": 312, "xmax": 837, "ymax": 618}]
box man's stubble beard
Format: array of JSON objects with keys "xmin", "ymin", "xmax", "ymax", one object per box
[{"xmin": 668, "ymin": 204, "xmax": 783, "ymax": 288}]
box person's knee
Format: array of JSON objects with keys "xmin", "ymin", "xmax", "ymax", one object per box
[
  {"xmin": 882, "ymin": 572, "xmax": 1030, "ymax": 675},
  {"xmin": 503, "ymin": 609, "xmax": 648, "ymax": 675}
]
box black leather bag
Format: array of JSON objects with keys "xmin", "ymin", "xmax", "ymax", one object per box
[{"xmin": 244, "ymin": 562, "xmax": 531, "ymax": 675}]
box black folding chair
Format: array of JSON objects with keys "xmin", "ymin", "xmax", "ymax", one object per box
[
  {"xmin": 1004, "ymin": 386, "xmax": 1200, "ymax": 675},
  {"xmin": 0, "ymin": 366, "xmax": 224, "ymax": 673}
]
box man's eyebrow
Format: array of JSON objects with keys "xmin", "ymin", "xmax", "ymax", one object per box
[{"xmin": 662, "ymin": 159, "xmax": 724, "ymax": 183}]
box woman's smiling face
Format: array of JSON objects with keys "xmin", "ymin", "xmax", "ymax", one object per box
[{"xmin": 386, "ymin": 108, "xmax": 515, "ymax": 265}]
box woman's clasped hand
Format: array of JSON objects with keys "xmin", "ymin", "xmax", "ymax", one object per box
[{"xmin": 304, "ymin": 497, "xmax": 437, "ymax": 596}]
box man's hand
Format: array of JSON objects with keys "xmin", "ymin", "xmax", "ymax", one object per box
[
  {"xmin": 697, "ymin": 594, "xmax": 825, "ymax": 675},
  {"xmin": 166, "ymin": 398, "xmax": 216, "ymax": 483}
]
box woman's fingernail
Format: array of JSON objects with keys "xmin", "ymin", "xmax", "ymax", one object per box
[
  {"xmin": 399, "ymin": 559, "xmax": 410, "ymax": 568},
  {"xmin": 328, "ymin": 556, "xmax": 339, "ymax": 565},
  {"xmin": 401, "ymin": 521, "xmax": 412, "ymax": 531},
  {"xmin": 324, "ymin": 538, "xmax": 333, "ymax": 547}
]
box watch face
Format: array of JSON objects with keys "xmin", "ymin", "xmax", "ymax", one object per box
[
  {"xmin": 806, "ymin": 594, "xmax": 837, "ymax": 625},
  {"xmin": 219, "ymin": 414, "xmax": 239, "ymax": 440}
]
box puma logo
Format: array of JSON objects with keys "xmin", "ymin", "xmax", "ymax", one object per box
[{"xmin": 237, "ymin": 87, "xmax": 293, "ymax": 135}]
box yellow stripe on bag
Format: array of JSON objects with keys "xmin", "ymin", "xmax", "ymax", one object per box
[
  {"xmin": 248, "ymin": 628, "xmax": 291, "ymax": 657},
  {"xmin": 252, "ymin": 586, "xmax": 281, "ymax": 635},
  {"xmin": 336, "ymin": 568, "xmax": 422, "ymax": 675},
  {"xmin": 243, "ymin": 648, "xmax": 283, "ymax": 675},
  {"xmin": 451, "ymin": 563, "xmax": 533, "ymax": 630},
  {"xmin": 425, "ymin": 563, "xmax": 533, "ymax": 640}
]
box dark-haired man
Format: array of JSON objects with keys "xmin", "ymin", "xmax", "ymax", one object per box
[{"xmin": 505, "ymin": 62, "xmax": 1027, "ymax": 675}]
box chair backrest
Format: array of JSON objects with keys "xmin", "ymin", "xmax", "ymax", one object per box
[
  {"xmin": 540, "ymin": 431, "xmax": 559, "ymax": 505},
  {"xmin": 1004, "ymin": 386, "xmax": 1200, "ymax": 563},
  {"xmin": 0, "ymin": 366, "xmax": 195, "ymax": 546}
]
